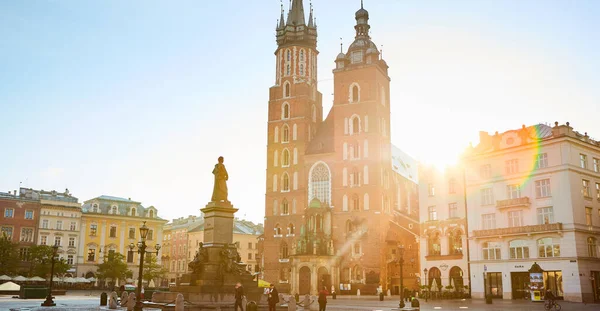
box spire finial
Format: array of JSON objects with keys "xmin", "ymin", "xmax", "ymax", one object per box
[
  {"xmin": 361, "ymin": 0, "xmax": 364, "ymax": 9},
  {"xmin": 380, "ymin": 45, "xmax": 383, "ymax": 59},
  {"xmin": 340, "ymin": 37, "xmax": 343, "ymax": 53}
]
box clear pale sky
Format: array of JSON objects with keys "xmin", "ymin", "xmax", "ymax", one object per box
[{"xmin": 1, "ymin": 0, "xmax": 598, "ymax": 225}]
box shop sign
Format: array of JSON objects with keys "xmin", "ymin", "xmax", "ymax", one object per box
[{"xmin": 514, "ymin": 265, "xmax": 524, "ymax": 269}]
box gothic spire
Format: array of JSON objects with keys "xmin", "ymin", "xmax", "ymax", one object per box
[
  {"xmin": 307, "ymin": 1, "xmax": 315, "ymax": 28},
  {"xmin": 279, "ymin": 1, "xmax": 285, "ymax": 29},
  {"xmin": 287, "ymin": 0, "xmax": 306, "ymax": 26}
]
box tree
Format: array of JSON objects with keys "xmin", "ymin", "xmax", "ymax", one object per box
[
  {"xmin": 0, "ymin": 237, "xmax": 19, "ymax": 276},
  {"xmin": 143, "ymin": 254, "xmax": 168, "ymax": 287},
  {"xmin": 96, "ymin": 252, "xmax": 131, "ymax": 287},
  {"xmin": 28, "ymin": 245, "xmax": 70, "ymax": 277}
]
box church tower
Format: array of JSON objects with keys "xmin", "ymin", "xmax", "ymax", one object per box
[{"xmin": 263, "ymin": 0, "xmax": 323, "ymax": 291}]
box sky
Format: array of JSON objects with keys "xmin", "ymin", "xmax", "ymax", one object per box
[{"xmin": 1, "ymin": 0, "xmax": 599, "ymax": 225}]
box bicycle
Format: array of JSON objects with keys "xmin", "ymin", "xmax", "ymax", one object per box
[{"xmin": 544, "ymin": 300, "xmax": 561, "ymax": 311}]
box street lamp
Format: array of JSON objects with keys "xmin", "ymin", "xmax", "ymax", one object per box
[
  {"xmin": 41, "ymin": 244, "xmax": 59, "ymax": 306},
  {"xmin": 423, "ymin": 268, "xmax": 428, "ymax": 302},
  {"xmin": 129, "ymin": 221, "xmax": 161, "ymax": 311},
  {"xmin": 398, "ymin": 245, "xmax": 405, "ymax": 309}
]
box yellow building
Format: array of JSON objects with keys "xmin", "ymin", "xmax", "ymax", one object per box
[{"xmin": 77, "ymin": 195, "xmax": 167, "ymax": 286}]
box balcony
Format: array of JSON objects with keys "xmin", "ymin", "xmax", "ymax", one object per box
[
  {"xmin": 473, "ymin": 223, "xmax": 563, "ymax": 238},
  {"xmin": 496, "ymin": 197, "xmax": 531, "ymax": 209}
]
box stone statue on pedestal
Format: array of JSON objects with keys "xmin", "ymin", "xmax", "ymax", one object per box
[
  {"xmin": 189, "ymin": 242, "xmax": 209, "ymax": 275},
  {"xmin": 211, "ymin": 156, "xmax": 229, "ymax": 203}
]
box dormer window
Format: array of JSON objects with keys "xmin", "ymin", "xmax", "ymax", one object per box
[
  {"xmin": 351, "ymin": 51, "xmax": 363, "ymax": 64},
  {"xmin": 111, "ymin": 206, "xmax": 117, "ymax": 214},
  {"xmin": 92, "ymin": 204, "xmax": 99, "ymax": 213},
  {"xmin": 149, "ymin": 210, "xmax": 154, "ymax": 218},
  {"xmin": 131, "ymin": 208, "xmax": 136, "ymax": 216}
]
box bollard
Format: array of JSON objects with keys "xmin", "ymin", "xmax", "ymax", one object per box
[
  {"xmin": 332, "ymin": 291, "xmax": 336, "ymax": 299},
  {"xmin": 127, "ymin": 292, "xmax": 136, "ymax": 311},
  {"xmin": 295, "ymin": 293, "xmax": 300, "ymax": 302},
  {"xmin": 175, "ymin": 293, "xmax": 184, "ymax": 311},
  {"xmin": 287, "ymin": 297, "xmax": 296, "ymax": 311},
  {"xmin": 246, "ymin": 301, "xmax": 258, "ymax": 311},
  {"xmin": 379, "ymin": 292, "xmax": 384, "ymax": 301},
  {"xmin": 100, "ymin": 292, "xmax": 108, "ymax": 306},
  {"xmin": 108, "ymin": 292, "xmax": 118, "ymax": 309}
]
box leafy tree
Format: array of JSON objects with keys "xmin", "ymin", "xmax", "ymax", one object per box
[
  {"xmin": 143, "ymin": 254, "xmax": 168, "ymax": 286},
  {"xmin": 0, "ymin": 237, "xmax": 19, "ymax": 276},
  {"xmin": 28, "ymin": 245, "xmax": 70, "ymax": 277},
  {"xmin": 96, "ymin": 252, "xmax": 131, "ymax": 287}
]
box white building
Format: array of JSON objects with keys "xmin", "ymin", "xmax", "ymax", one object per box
[
  {"xmin": 464, "ymin": 122, "xmax": 600, "ymax": 302},
  {"xmin": 419, "ymin": 165, "xmax": 469, "ymax": 296},
  {"xmin": 23, "ymin": 188, "xmax": 82, "ymax": 277}
]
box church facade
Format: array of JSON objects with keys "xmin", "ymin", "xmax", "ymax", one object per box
[{"xmin": 263, "ymin": 0, "xmax": 420, "ymax": 295}]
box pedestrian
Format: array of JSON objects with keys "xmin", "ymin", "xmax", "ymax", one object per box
[
  {"xmin": 267, "ymin": 284, "xmax": 279, "ymax": 311},
  {"xmin": 318, "ymin": 286, "xmax": 329, "ymax": 311},
  {"xmin": 234, "ymin": 282, "xmax": 244, "ymax": 311}
]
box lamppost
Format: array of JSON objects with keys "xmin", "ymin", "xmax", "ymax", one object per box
[
  {"xmin": 129, "ymin": 221, "xmax": 161, "ymax": 311},
  {"xmin": 41, "ymin": 244, "xmax": 59, "ymax": 306},
  {"xmin": 423, "ymin": 268, "xmax": 428, "ymax": 302},
  {"xmin": 398, "ymin": 245, "xmax": 405, "ymax": 309}
]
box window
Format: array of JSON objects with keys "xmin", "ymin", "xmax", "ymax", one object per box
[
  {"xmin": 282, "ymin": 103, "xmax": 290, "ymax": 119},
  {"xmin": 350, "ymin": 116, "xmax": 360, "ymax": 135},
  {"xmin": 448, "ymin": 203, "xmax": 458, "ymax": 218},
  {"xmin": 274, "ymin": 225, "xmax": 282, "ymax": 236},
  {"xmin": 351, "ymin": 85, "xmax": 359, "ymax": 102},
  {"xmin": 56, "ymin": 220, "xmax": 63, "ymax": 230},
  {"xmin": 537, "ymin": 238, "xmax": 560, "ymax": 258},
  {"xmin": 481, "ymin": 188, "xmax": 494, "ymax": 205},
  {"xmin": 149, "ymin": 210, "xmax": 154, "ymax": 218},
  {"xmin": 588, "ymin": 237, "xmax": 598, "ymax": 257},
  {"xmin": 505, "ymin": 159, "xmax": 519, "ymax": 174},
  {"xmin": 127, "ymin": 250, "xmax": 134, "ymax": 263},
  {"xmin": 87, "ymin": 249, "xmax": 96, "ymax": 261},
  {"xmin": 281, "ymin": 200, "xmax": 289, "ymax": 215},
  {"xmin": 68, "ymin": 237, "xmax": 75, "ymax": 247},
  {"xmin": 482, "ymin": 242, "xmax": 501, "ymax": 260},
  {"xmin": 282, "ymin": 125, "xmax": 290, "ymax": 142},
  {"xmin": 111, "ymin": 206, "xmax": 117, "ymax": 214},
  {"xmin": 287, "ymin": 223, "xmax": 295, "ymax": 235},
  {"xmin": 448, "ymin": 178, "xmax": 457, "ymax": 194},
  {"xmin": 586, "ymin": 207, "xmax": 593, "ymax": 226},
  {"xmin": 535, "ymin": 179, "xmax": 552, "ymax": 198},
  {"xmin": 482, "ymin": 214, "xmax": 495, "ymax": 230},
  {"xmin": 449, "ymin": 230, "xmax": 463, "ymax": 254},
  {"xmin": 594, "ymin": 158, "xmax": 600, "ymax": 172},
  {"xmin": 352, "ymin": 195, "xmax": 360, "ymax": 211},
  {"xmin": 480, "ymin": 164, "xmax": 492, "ymax": 178},
  {"xmin": 506, "ymin": 184, "xmax": 521, "ymax": 199},
  {"xmin": 40, "ymin": 235, "xmax": 47, "ymax": 245},
  {"xmin": 4, "ymin": 208, "xmax": 14, "ymax": 218},
  {"xmin": 67, "ymin": 255, "xmax": 74, "ymax": 265},
  {"xmin": 351, "ymin": 168, "xmax": 360, "ymax": 186},
  {"xmin": 248, "ymin": 242, "xmax": 252, "ymax": 250},
  {"xmin": 508, "ymin": 211, "xmax": 523, "ymax": 227},
  {"xmin": 535, "ymin": 153, "xmax": 548, "ymax": 169},
  {"xmin": 580, "ymin": 154, "xmax": 588, "ymax": 169},
  {"xmin": 583, "ymin": 179, "xmax": 591, "ymax": 197},
  {"xmin": 25, "ymin": 210, "xmax": 33, "ymax": 219},
  {"xmin": 42, "ymin": 219, "xmax": 49, "ymax": 229},
  {"xmin": 131, "ymin": 208, "xmax": 136, "ymax": 216},
  {"xmin": 19, "ymin": 248, "xmax": 30, "ymax": 261},
  {"xmin": 20, "ymin": 228, "xmax": 33, "ymax": 242},
  {"xmin": 596, "ymin": 183, "xmax": 600, "ymax": 200},
  {"xmin": 109, "ymin": 226, "xmax": 117, "ymax": 238},
  {"xmin": 428, "ymin": 183, "xmax": 435, "ymax": 196},
  {"xmin": 54, "ymin": 236, "xmax": 61, "ymax": 246},
  {"xmin": 92, "ymin": 204, "xmax": 98, "ymax": 213},
  {"xmin": 282, "ymin": 149, "xmax": 290, "ymax": 167},
  {"xmin": 428, "ymin": 206, "xmax": 437, "ymax": 221},
  {"xmin": 509, "ymin": 240, "xmax": 529, "ymax": 259},
  {"xmin": 70, "ymin": 222, "xmax": 76, "ymax": 231},
  {"xmin": 248, "ymin": 253, "xmax": 252, "ymax": 260},
  {"xmin": 427, "ymin": 232, "xmax": 441, "ymax": 256},
  {"xmin": 282, "ymin": 173, "xmax": 290, "ymax": 192},
  {"xmin": 283, "ymin": 81, "xmax": 290, "ymax": 97},
  {"xmin": 90, "ymin": 224, "xmax": 97, "ymax": 236},
  {"xmin": 147, "ymin": 229, "xmax": 153, "ymax": 240},
  {"xmin": 537, "ymin": 207, "xmax": 554, "ymax": 224},
  {"xmin": 351, "ymin": 51, "xmax": 363, "ymax": 64},
  {"xmin": 353, "ymin": 242, "xmax": 362, "ymax": 255},
  {"xmin": 309, "ymin": 162, "xmax": 331, "ymax": 204}
]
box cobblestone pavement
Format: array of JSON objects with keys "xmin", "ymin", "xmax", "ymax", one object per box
[{"xmin": 1, "ymin": 294, "xmax": 599, "ymax": 311}]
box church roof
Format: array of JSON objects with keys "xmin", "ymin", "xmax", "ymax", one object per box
[
  {"xmin": 287, "ymin": 0, "xmax": 306, "ymax": 26},
  {"xmin": 306, "ymin": 109, "xmax": 336, "ymax": 155}
]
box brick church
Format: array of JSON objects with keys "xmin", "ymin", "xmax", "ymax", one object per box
[{"xmin": 263, "ymin": 0, "xmax": 420, "ymax": 295}]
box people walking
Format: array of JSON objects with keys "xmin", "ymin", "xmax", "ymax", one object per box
[
  {"xmin": 318, "ymin": 286, "xmax": 329, "ymax": 311},
  {"xmin": 234, "ymin": 282, "xmax": 244, "ymax": 311},
  {"xmin": 267, "ymin": 284, "xmax": 279, "ymax": 311}
]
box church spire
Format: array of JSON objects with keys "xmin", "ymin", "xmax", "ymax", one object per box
[
  {"xmin": 307, "ymin": 1, "xmax": 315, "ymax": 28},
  {"xmin": 278, "ymin": 1, "xmax": 285, "ymax": 29},
  {"xmin": 287, "ymin": 0, "xmax": 306, "ymax": 26}
]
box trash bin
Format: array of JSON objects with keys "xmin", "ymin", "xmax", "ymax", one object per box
[
  {"xmin": 295, "ymin": 293, "xmax": 300, "ymax": 302},
  {"xmin": 246, "ymin": 300, "xmax": 258, "ymax": 311},
  {"xmin": 332, "ymin": 292, "xmax": 336, "ymax": 299},
  {"xmin": 485, "ymin": 294, "xmax": 493, "ymax": 304},
  {"xmin": 411, "ymin": 298, "xmax": 420, "ymax": 307},
  {"xmin": 100, "ymin": 292, "xmax": 108, "ymax": 306},
  {"xmin": 379, "ymin": 292, "xmax": 384, "ymax": 301}
]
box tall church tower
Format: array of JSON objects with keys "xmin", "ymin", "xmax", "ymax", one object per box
[{"xmin": 263, "ymin": 0, "xmax": 323, "ymax": 290}]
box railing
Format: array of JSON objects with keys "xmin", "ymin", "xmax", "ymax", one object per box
[
  {"xmin": 473, "ymin": 223, "xmax": 562, "ymax": 238},
  {"xmin": 496, "ymin": 197, "xmax": 531, "ymax": 209}
]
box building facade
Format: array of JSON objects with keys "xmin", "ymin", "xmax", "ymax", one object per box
[
  {"xmin": 78, "ymin": 195, "xmax": 167, "ymax": 285},
  {"xmin": 24, "ymin": 188, "xmax": 83, "ymax": 277},
  {"xmin": 419, "ymin": 166, "xmax": 469, "ymax": 296},
  {"xmin": 263, "ymin": 1, "xmax": 419, "ymax": 295},
  {"xmin": 161, "ymin": 215, "xmax": 201, "ymax": 284},
  {"xmin": 0, "ymin": 190, "xmax": 41, "ymax": 273},
  {"xmin": 464, "ymin": 122, "xmax": 600, "ymax": 302}
]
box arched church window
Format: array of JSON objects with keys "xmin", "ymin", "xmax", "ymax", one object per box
[
  {"xmin": 352, "ymin": 194, "xmax": 360, "ymax": 211},
  {"xmin": 312, "ymin": 105, "xmax": 317, "ymax": 122},
  {"xmin": 282, "ymin": 149, "xmax": 290, "ymax": 167},
  {"xmin": 299, "ymin": 49, "xmax": 305, "ymax": 62},
  {"xmin": 281, "ymin": 199, "xmax": 289, "ymax": 215},
  {"xmin": 282, "ymin": 125, "xmax": 290, "ymax": 143},
  {"xmin": 299, "ymin": 64, "xmax": 304, "ymax": 76},
  {"xmin": 308, "ymin": 162, "xmax": 331, "ymax": 204},
  {"xmin": 288, "ymin": 223, "xmax": 295, "ymax": 235},
  {"xmin": 282, "ymin": 173, "xmax": 290, "ymax": 192},
  {"xmin": 286, "ymin": 64, "xmax": 291, "ymax": 76},
  {"xmin": 274, "ymin": 126, "xmax": 279, "ymax": 143},
  {"xmin": 350, "ymin": 83, "xmax": 360, "ymax": 103},
  {"xmin": 280, "ymin": 242, "xmax": 289, "ymax": 259},
  {"xmin": 350, "ymin": 116, "xmax": 361, "ymax": 135},
  {"xmin": 273, "ymin": 199, "xmax": 278, "ymax": 215},
  {"xmin": 282, "ymin": 102, "xmax": 290, "ymax": 119},
  {"xmin": 283, "ymin": 82, "xmax": 291, "ymax": 98}
]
